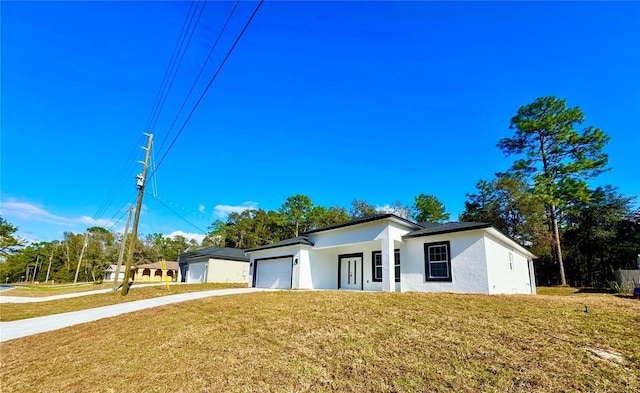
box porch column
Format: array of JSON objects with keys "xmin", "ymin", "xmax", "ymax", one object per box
[{"xmin": 381, "ymin": 230, "xmax": 395, "ymax": 292}]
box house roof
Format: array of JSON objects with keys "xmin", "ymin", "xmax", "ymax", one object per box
[
  {"xmin": 301, "ymin": 213, "xmax": 421, "ymax": 235},
  {"xmin": 178, "ymin": 247, "xmax": 249, "ymax": 262},
  {"xmin": 245, "ymin": 214, "xmax": 534, "ymax": 258},
  {"xmin": 103, "ymin": 264, "xmax": 134, "ymax": 272},
  {"xmin": 245, "ymin": 236, "xmax": 314, "ymax": 252},
  {"xmin": 135, "ymin": 261, "xmax": 179, "ymax": 270},
  {"xmin": 403, "ymin": 222, "xmax": 492, "ymax": 239}
]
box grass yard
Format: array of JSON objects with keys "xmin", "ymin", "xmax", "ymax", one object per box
[
  {"xmin": 2, "ymin": 282, "xmax": 113, "ymax": 297},
  {"xmin": 0, "ymin": 283, "xmax": 247, "ymax": 321},
  {"xmin": 1, "ymin": 290, "xmax": 638, "ymax": 392}
]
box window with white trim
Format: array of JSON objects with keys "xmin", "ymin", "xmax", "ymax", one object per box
[
  {"xmin": 372, "ymin": 250, "xmax": 400, "ymax": 282},
  {"xmin": 424, "ymin": 241, "xmax": 451, "ymax": 281}
]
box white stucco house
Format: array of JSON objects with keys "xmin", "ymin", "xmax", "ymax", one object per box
[
  {"xmin": 103, "ymin": 265, "xmax": 128, "ymax": 282},
  {"xmin": 178, "ymin": 247, "xmax": 249, "ymax": 284},
  {"xmin": 246, "ymin": 214, "xmax": 537, "ymax": 295}
]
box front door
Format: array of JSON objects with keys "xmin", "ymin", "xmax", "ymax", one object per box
[{"xmin": 340, "ymin": 255, "xmax": 362, "ymax": 290}]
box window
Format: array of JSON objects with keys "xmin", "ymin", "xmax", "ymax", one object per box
[
  {"xmin": 509, "ymin": 252, "xmax": 513, "ymax": 271},
  {"xmin": 424, "ymin": 241, "xmax": 451, "ymax": 281},
  {"xmin": 372, "ymin": 249, "xmax": 400, "ymax": 282}
]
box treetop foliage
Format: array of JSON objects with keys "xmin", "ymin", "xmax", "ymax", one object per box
[{"xmin": 0, "ymin": 216, "xmax": 25, "ymax": 257}]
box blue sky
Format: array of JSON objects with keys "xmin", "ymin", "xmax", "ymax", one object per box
[{"xmin": 1, "ymin": 1, "xmax": 639, "ymax": 244}]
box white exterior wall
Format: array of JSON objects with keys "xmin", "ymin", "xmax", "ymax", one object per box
[
  {"xmin": 483, "ymin": 234, "xmax": 535, "ymax": 294},
  {"xmin": 402, "ymin": 231, "xmax": 490, "ymax": 294},
  {"xmin": 296, "ymin": 248, "xmax": 312, "ymax": 289},
  {"xmin": 307, "ymin": 248, "xmax": 338, "ymax": 289},
  {"xmin": 207, "ymin": 258, "xmax": 249, "ymax": 283}
]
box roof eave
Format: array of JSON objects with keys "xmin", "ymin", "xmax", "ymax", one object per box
[
  {"xmin": 402, "ymin": 223, "xmax": 492, "ymax": 239},
  {"xmin": 302, "ymin": 214, "xmax": 421, "ymax": 235}
]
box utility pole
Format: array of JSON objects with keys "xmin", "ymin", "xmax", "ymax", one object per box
[
  {"xmin": 73, "ymin": 233, "xmax": 89, "ymax": 285},
  {"xmin": 113, "ymin": 206, "xmax": 133, "ymax": 291},
  {"xmin": 121, "ymin": 133, "xmax": 153, "ymax": 296},
  {"xmin": 32, "ymin": 255, "xmax": 40, "ymax": 284},
  {"xmin": 45, "ymin": 246, "xmax": 56, "ymax": 284}
]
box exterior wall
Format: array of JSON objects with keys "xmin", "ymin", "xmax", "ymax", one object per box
[
  {"xmin": 296, "ymin": 248, "xmax": 312, "ymax": 289},
  {"xmin": 402, "ymin": 231, "xmax": 490, "ymax": 294},
  {"xmin": 103, "ymin": 271, "xmax": 126, "ymax": 282},
  {"xmin": 484, "ymin": 234, "xmax": 535, "ymax": 294},
  {"xmin": 309, "ymin": 221, "xmax": 389, "ymax": 248},
  {"xmin": 307, "ymin": 248, "xmax": 338, "ymax": 289},
  {"xmin": 207, "ymin": 258, "xmax": 249, "ymax": 283}
]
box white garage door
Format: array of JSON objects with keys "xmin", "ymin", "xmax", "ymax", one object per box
[
  {"xmin": 186, "ymin": 262, "xmax": 207, "ymax": 283},
  {"xmin": 255, "ymin": 257, "xmax": 292, "ymax": 289}
]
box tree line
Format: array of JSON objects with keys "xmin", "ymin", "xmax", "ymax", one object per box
[
  {"xmin": 0, "ymin": 194, "xmax": 447, "ymax": 284},
  {"xmin": 1, "ymin": 96, "xmax": 638, "ymax": 287}
]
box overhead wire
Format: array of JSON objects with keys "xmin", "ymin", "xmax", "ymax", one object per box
[
  {"xmin": 147, "ymin": 1, "xmax": 208, "ymax": 135},
  {"xmin": 93, "ymin": 134, "xmax": 145, "ymax": 221},
  {"xmin": 146, "ymin": 192, "xmax": 208, "ymax": 233},
  {"xmin": 94, "ymin": 0, "xmax": 263, "ymax": 236},
  {"xmin": 144, "ymin": 0, "xmax": 202, "ymax": 134},
  {"xmin": 156, "ymin": 0, "xmax": 239, "ymax": 157},
  {"xmin": 92, "ymin": 1, "xmax": 204, "ymax": 228},
  {"xmin": 150, "ymin": 0, "xmax": 264, "ymax": 178}
]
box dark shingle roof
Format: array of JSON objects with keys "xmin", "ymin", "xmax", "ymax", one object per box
[
  {"xmin": 302, "ymin": 213, "xmax": 421, "ymax": 235},
  {"xmin": 245, "ymin": 236, "xmax": 314, "ymax": 252},
  {"xmin": 403, "ymin": 222, "xmax": 491, "ymax": 239},
  {"xmin": 178, "ymin": 247, "xmax": 248, "ymax": 262}
]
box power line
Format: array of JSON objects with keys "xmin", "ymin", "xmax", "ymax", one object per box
[
  {"xmin": 93, "ymin": 1, "xmax": 210, "ymax": 232},
  {"xmin": 146, "ymin": 192, "xmax": 208, "ymax": 233},
  {"xmin": 146, "ymin": 1, "xmax": 209, "ymax": 135},
  {"xmin": 144, "ymin": 0, "xmax": 204, "ymax": 134},
  {"xmin": 155, "ymin": 0, "xmax": 239, "ymax": 157},
  {"xmin": 151, "ymin": 0, "xmax": 264, "ymax": 177},
  {"xmin": 93, "ymin": 134, "xmax": 145, "ymax": 221}
]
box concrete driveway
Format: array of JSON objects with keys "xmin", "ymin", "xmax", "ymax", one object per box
[{"xmin": 0, "ymin": 288, "xmax": 272, "ymax": 342}]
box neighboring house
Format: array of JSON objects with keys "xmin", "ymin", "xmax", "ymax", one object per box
[
  {"xmin": 103, "ymin": 265, "xmax": 129, "ymax": 282},
  {"xmin": 133, "ymin": 261, "xmax": 179, "ymax": 282},
  {"xmin": 178, "ymin": 247, "xmax": 249, "ymax": 284},
  {"xmin": 246, "ymin": 214, "xmax": 537, "ymax": 295}
]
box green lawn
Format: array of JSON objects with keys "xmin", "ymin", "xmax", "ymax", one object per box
[
  {"xmin": 3, "ymin": 282, "xmax": 112, "ymax": 296},
  {"xmin": 1, "ymin": 290, "xmax": 638, "ymax": 392}
]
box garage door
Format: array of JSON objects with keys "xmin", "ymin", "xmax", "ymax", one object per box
[
  {"xmin": 186, "ymin": 262, "xmax": 207, "ymax": 283},
  {"xmin": 255, "ymin": 257, "xmax": 292, "ymax": 289}
]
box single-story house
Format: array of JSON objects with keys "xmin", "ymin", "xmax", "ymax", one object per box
[
  {"xmin": 103, "ymin": 265, "xmax": 129, "ymax": 282},
  {"xmin": 134, "ymin": 261, "xmax": 179, "ymax": 282},
  {"xmin": 246, "ymin": 214, "xmax": 537, "ymax": 295},
  {"xmin": 178, "ymin": 247, "xmax": 249, "ymax": 284}
]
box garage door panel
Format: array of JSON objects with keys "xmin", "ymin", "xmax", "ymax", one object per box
[
  {"xmin": 255, "ymin": 258, "xmax": 292, "ymax": 289},
  {"xmin": 187, "ymin": 262, "xmax": 207, "ymax": 283}
]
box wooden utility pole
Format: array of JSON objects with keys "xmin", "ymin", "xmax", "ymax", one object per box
[
  {"xmin": 32, "ymin": 255, "xmax": 40, "ymax": 283},
  {"xmin": 113, "ymin": 206, "xmax": 133, "ymax": 291},
  {"xmin": 45, "ymin": 246, "xmax": 56, "ymax": 283},
  {"xmin": 73, "ymin": 233, "xmax": 89, "ymax": 284},
  {"xmin": 121, "ymin": 133, "xmax": 153, "ymax": 296}
]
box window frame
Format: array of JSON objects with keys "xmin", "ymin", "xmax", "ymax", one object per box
[
  {"xmin": 424, "ymin": 241, "xmax": 452, "ymax": 282},
  {"xmin": 371, "ymin": 249, "xmax": 400, "ymax": 283}
]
